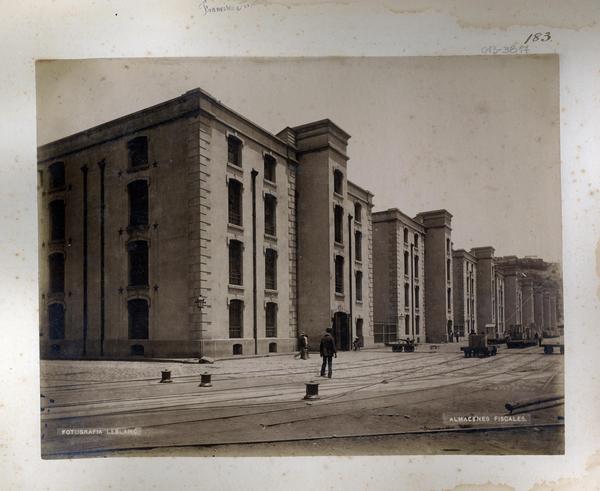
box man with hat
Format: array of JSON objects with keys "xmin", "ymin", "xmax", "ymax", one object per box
[{"xmin": 319, "ymin": 327, "xmax": 337, "ymax": 378}]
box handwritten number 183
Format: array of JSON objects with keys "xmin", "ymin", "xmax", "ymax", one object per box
[{"xmin": 524, "ymin": 32, "xmax": 551, "ymax": 44}]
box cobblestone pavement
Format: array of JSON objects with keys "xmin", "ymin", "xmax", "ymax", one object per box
[{"xmin": 40, "ymin": 345, "xmax": 564, "ymax": 457}]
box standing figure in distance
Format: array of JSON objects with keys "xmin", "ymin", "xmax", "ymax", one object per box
[
  {"xmin": 353, "ymin": 336, "xmax": 360, "ymax": 351},
  {"xmin": 320, "ymin": 327, "xmax": 337, "ymax": 378}
]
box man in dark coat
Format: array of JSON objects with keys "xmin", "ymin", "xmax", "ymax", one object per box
[{"xmin": 320, "ymin": 327, "xmax": 337, "ymax": 378}]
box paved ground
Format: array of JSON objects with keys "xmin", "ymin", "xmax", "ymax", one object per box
[{"xmin": 40, "ymin": 345, "xmax": 564, "ymax": 458}]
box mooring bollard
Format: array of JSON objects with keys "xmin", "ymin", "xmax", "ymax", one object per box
[
  {"xmin": 199, "ymin": 372, "xmax": 212, "ymax": 387},
  {"xmin": 303, "ymin": 381, "xmax": 319, "ymax": 400},
  {"xmin": 160, "ymin": 370, "xmax": 172, "ymax": 383}
]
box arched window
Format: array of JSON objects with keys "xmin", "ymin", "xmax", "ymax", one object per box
[
  {"xmin": 48, "ymin": 303, "xmax": 65, "ymax": 340},
  {"xmin": 128, "ymin": 180, "xmax": 148, "ymax": 227},
  {"xmin": 354, "ymin": 202, "xmax": 362, "ymax": 223},
  {"xmin": 128, "ymin": 241, "xmax": 149, "ymax": 287},
  {"xmin": 414, "ymin": 234, "xmax": 419, "ymax": 248},
  {"xmin": 333, "ymin": 169, "xmax": 343, "ymax": 195},
  {"xmin": 48, "ymin": 162, "xmax": 65, "ymax": 189},
  {"xmin": 128, "ymin": 136, "xmax": 148, "ymax": 169},
  {"xmin": 229, "ymin": 300, "xmax": 243, "ymax": 338},
  {"xmin": 265, "ymin": 302, "xmax": 277, "ymax": 337},
  {"xmin": 229, "ymin": 240, "xmax": 243, "ymax": 285},
  {"xmin": 49, "ymin": 200, "xmax": 65, "ymax": 241},
  {"xmin": 228, "ymin": 179, "xmax": 243, "ymax": 226},
  {"xmin": 404, "ymin": 251, "xmax": 409, "ymax": 274},
  {"xmin": 264, "ymin": 194, "xmax": 277, "ymax": 236},
  {"xmin": 128, "ymin": 299, "xmax": 149, "ymax": 339},
  {"xmin": 265, "ymin": 248, "xmax": 278, "ymax": 290},
  {"xmin": 403, "ymin": 228, "xmax": 408, "ymax": 243},
  {"xmin": 49, "ymin": 253, "xmax": 64, "ymax": 294}
]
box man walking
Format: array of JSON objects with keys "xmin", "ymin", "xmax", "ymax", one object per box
[{"xmin": 320, "ymin": 327, "xmax": 337, "ymax": 378}]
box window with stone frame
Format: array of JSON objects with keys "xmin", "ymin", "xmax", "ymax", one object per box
[
  {"xmin": 334, "ymin": 205, "xmax": 343, "ymax": 244},
  {"xmin": 265, "ymin": 248, "xmax": 278, "ymax": 290},
  {"xmin": 355, "ymin": 230, "xmax": 362, "ymax": 261},
  {"xmin": 229, "ymin": 240, "xmax": 243, "ymax": 286},
  {"xmin": 49, "ymin": 200, "xmax": 65, "ymax": 241},
  {"xmin": 49, "ymin": 253, "xmax": 64, "ymax": 294},
  {"xmin": 128, "ymin": 240, "xmax": 149, "ymax": 287},
  {"xmin": 128, "ymin": 180, "xmax": 149, "ymax": 227},
  {"xmin": 128, "ymin": 299, "xmax": 149, "ymax": 339},
  {"xmin": 48, "ymin": 303, "xmax": 65, "ymax": 340},
  {"xmin": 264, "ymin": 154, "xmax": 276, "ymax": 182},
  {"xmin": 355, "ymin": 271, "xmax": 363, "ymax": 301},
  {"xmin": 265, "ymin": 302, "xmax": 277, "ymax": 337},
  {"xmin": 264, "ymin": 194, "xmax": 277, "ymax": 236},
  {"xmin": 127, "ymin": 136, "xmax": 149, "ymax": 169},
  {"xmin": 48, "ymin": 162, "xmax": 65, "ymax": 189},
  {"xmin": 229, "ymin": 300, "xmax": 243, "ymax": 338},
  {"xmin": 227, "ymin": 135, "xmax": 242, "ymax": 167},
  {"xmin": 333, "ymin": 169, "xmax": 344, "ymax": 195},
  {"xmin": 354, "ymin": 202, "xmax": 362, "ymax": 223},
  {"xmin": 335, "ymin": 255, "xmax": 344, "ymax": 294},
  {"xmin": 228, "ymin": 179, "xmax": 243, "ymax": 226}
]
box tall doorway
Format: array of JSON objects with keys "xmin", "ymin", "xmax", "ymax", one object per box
[{"xmin": 333, "ymin": 312, "xmax": 350, "ymax": 351}]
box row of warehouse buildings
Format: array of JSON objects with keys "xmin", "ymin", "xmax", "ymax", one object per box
[{"xmin": 37, "ymin": 88, "xmax": 563, "ymax": 359}]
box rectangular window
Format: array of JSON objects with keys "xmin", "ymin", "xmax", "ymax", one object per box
[
  {"xmin": 128, "ymin": 180, "xmax": 149, "ymax": 227},
  {"xmin": 414, "ymin": 255, "xmax": 419, "ymax": 278},
  {"xmin": 227, "ymin": 135, "xmax": 242, "ymax": 167},
  {"xmin": 415, "ymin": 316, "xmax": 420, "ymax": 335},
  {"xmin": 49, "ymin": 200, "xmax": 65, "ymax": 241},
  {"xmin": 355, "ymin": 271, "xmax": 363, "ymax": 301},
  {"xmin": 48, "ymin": 303, "xmax": 65, "ymax": 340},
  {"xmin": 264, "ymin": 154, "xmax": 276, "ymax": 182},
  {"xmin": 447, "ymin": 288, "xmax": 452, "ymax": 310},
  {"xmin": 334, "ymin": 169, "xmax": 343, "ymax": 195},
  {"xmin": 415, "ymin": 286, "xmax": 420, "ymax": 309},
  {"xmin": 354, "ymin": 202, "xmax": 362, "ymax": 223},
  {"xmin": 264, "ymin": 194, "xmax": 277, "ymax": 236},
  {"xmin": 265, "ymin": 249, "xmax": 277, "ymax": 290},
  {"xmin": 128, "ymin": 136, "xmax": 148, "ymax": 169},
  {"xmin": 404, "ymin": 251, "xmax": 409, "ymax": 275},
  {"xmin": 128, "ymin": 299, "xmax": 149, "ymax": 339},
  {"xmin": 49, "ymin": 253, "xmax": 65, "ymax": 294},
  {"xmin": 404, "ymin": 283, "xmax": 410, "ymax": 306},
  {"xmin": 128, "ymin": 241, "xmax": 149, "ymax": 287},
  {"xmin": 335, "ymin": 255, "xmax": 344, "ymax": 294},
  {"xmin": 405, "ymin": 316, "xmax": 410, "ymax": 335},
  {"xmin": 334, "ymin": 205, "xmax": 343, "ymax": 244},
  {"xmin": 355, "ymin": 231, "xmax": 362, "ymax": 261},
  {"xmin": 228, "ymin": 179, "xmax": 243, "ymax": 226},
  {"xmin": 229, "ymin": 300, "xmax": 243, "ymax": 338},
  {"xmin": 265, "ymin": 302, "xmax": 277, "ymax": 338},
  {"xmin": 229, "ymin": 240, "xmax": 243, "ymax": 285}
]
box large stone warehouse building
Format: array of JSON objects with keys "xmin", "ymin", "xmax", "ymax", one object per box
[{"xmin": 38, "ymin": 88, "xmax": 374, "ymax": 359}]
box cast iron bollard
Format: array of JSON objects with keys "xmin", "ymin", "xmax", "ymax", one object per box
[
  {"xmin": 303, "ymin": 381, "xmax": 319, "ymax": 400},
  {"xmin": 199, "ymin": 372, "xmax": 212, "ymax": 387},
  {"xmin": 160, "ymin": 370, "xmax": 172, "ymax": 383}
]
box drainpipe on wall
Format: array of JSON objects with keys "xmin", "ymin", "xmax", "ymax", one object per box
[
  {"xmin": 81, "ymin": 164, "xmax": 89, "ymax": 357},
  {"xmin": 98, "ymin": 159, "xmax": 106, "ymax": 357},
  {"xmin": 251, "ymin": 169, "xmax": 258, "ymax": 355},
  {"xmin": 348, "ymin": 213, "xmax": 353, "ymax": 350}
]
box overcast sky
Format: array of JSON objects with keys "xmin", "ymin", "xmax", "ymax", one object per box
[{"xmin": 36, "ymin": 56, "xmax": 561, "ymax": 262}]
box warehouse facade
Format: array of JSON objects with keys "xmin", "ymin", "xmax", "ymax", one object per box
[{"xmin": 38, "ymin": 88, "xmax": 374, "ymax": 359}]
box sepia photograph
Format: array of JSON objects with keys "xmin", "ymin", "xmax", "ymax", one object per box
[{"xmin": 36, "ymin": 56, "xmax": 564, "ymax": 459}]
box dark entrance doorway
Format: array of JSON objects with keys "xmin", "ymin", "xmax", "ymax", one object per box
[{"xmin": 333, "ymin": 312, "xmax": 350, "ymax": 351}]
